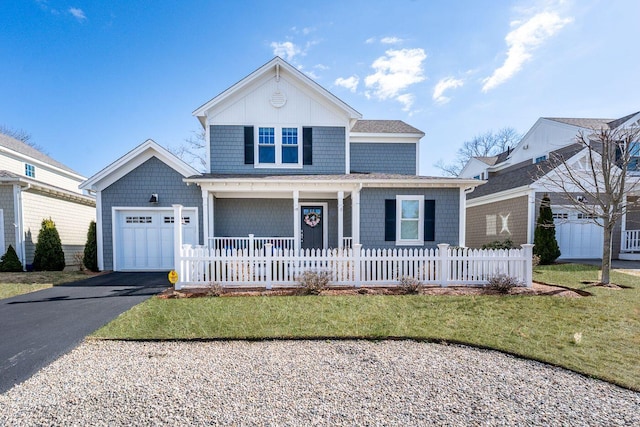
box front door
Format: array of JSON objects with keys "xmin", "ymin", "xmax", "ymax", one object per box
[{"xmin": 301, "ymin": 206, "xmax": 324, "ymax": 250}]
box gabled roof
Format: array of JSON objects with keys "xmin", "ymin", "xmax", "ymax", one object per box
[
  {"xmin": 543, "ymin": 117, "xmax": 613, "ymax": 129},
  {"xmin": 476, "ymin": 156, "xmax": 499, "ymax": 166},
  {"xmin": 351, "ymin": 120, "xmax": 424, "ymax": 136},
  {"xmin": 0, "ymin": 133, "xmax": 81, "ymax": 177},
  {"xmin": 192, "ymin": 57, "xmax": 362, "ymax": 126},
  {"xmin": 80, "ymin": 139, "xmax": 199, "ymax": 191},
  {"xmin": 607, "ymin": 111, "xmax": 640, "ymax": 129}
]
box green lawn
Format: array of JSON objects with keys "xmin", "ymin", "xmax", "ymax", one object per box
[
  {"xmin": 93, "ymin": 264, "xmax": 640, "ymax": 391},
  {"xmin": 0, "ymin": 271, "xmax": 91, "ymax": 300}
]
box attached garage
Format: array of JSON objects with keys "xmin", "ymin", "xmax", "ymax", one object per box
[
  {"xmin": 113, "ymin": 208, "xmax": 198, "ymax": 271},
  {"xmin": 552, "ymin": 207, "xmax": 603, "ymax": 259}
]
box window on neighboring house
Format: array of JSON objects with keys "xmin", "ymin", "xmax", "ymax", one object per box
[
  {"xmin": 281, "ymin": 127, "xmax": 298, "ymax": 163},
  {"xmin": 534, "ymin": 155, "xmax": 547, "ymax": 164},
  {"xmin": 258, "ymin": 127, "xmax": 275, "ymax": 164},
  {"xmin": 628, "ymin": 142, "xmax": 640, "ymax": 172},
  {"xmin": 25, "ymin": 163, "xmax": 35, "ymax": 178}
]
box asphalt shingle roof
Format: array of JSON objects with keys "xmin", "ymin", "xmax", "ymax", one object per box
[
  {"xmin": 0, "ymin": 133, "xmax": 79, "ymax": 175},
  {"xmin": 351, "ymin": 120, "xmax": 424, "ymax": 135},
  {"xmin": 544, "ymin": 117, "xmax": 613, "ymax": 129}
]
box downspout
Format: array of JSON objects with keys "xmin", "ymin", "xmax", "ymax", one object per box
[{"xmin": 13, "ymin": 184, "xmax": 27, "ymax": 267}]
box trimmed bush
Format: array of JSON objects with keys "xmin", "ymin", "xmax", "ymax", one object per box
[
  {"xmin": 486, "ymin": 274, "xmax": 521, "ymax": 294},
  {"xmin": 297, "ymin": 270, "xmax": 331, "ymax": 295},
  {"xmin": 398, "ymin": 276, "xmax": 422, "ymax": 294},
  {"xmin": 534, "ymin": 194, "xmax": 561, "ymax": 264},
  {"xmin": 0, "ymin": 245, "xmax": 23, "ymax": 272},
  {"xmin": 481, "ymin": 239, "xmax": 515, "ymax": 250},
  {"xmin": 83, "ymin": 220, "xmax": 98, "ymax": 272},
  {"xmin": 33, "ymin": 218, "xmax": 65, "ymax": 271}
]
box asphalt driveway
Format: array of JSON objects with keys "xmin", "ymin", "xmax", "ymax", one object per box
[{"xmin": 0, "ymin": 272, "xmax": 168, "ymax": 394}]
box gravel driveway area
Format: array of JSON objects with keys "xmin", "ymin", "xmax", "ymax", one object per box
[{"xmin": 0, "ymin": 340, "xmax": 638, "ymax": 426}]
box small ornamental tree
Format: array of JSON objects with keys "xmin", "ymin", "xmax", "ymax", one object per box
[
  {"xmin": 33, "ymin": 218, "xmax": 65, "ymax": 271},
  {"xmin": 534, "ymin": 194, "xmax": 561, "ymax": 264},
  {"xmin": 0, "ymin": 245, "xmax": 23, "ymax": 272},
  {"xmin": 83, "ymin": 220, "xmax": 98, "ymax": 272}
]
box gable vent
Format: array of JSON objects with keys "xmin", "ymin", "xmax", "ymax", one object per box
[{"xmin": 270, "ymin": 90, "xmax": 287, "ymax": 108}]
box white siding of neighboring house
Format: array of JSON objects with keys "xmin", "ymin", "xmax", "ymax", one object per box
[
  {"xmin": 0, "ymin": 148, "xmax": 84, "ymax": 193},
  {"xmin": 21, "ymin": 190, "xmax": 95, "ymax": 267},
  {"xmin": 507, "ymin": 119, "xmax": 585, "ymax": 166}
]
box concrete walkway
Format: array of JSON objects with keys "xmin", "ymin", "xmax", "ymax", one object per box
[{"xmin": 0, "ymin": 272, "xmax": 168, "ymax": 394}]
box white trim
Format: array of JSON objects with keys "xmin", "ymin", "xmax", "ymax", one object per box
[
  {"xmin": 0, "ymin": 145, "xmax": 87, "ymax": 182},
  {"xmin": 527, "ymin": 190, "xmax": 536, "ymax": 244},
  {"xmin": 416, "ymin": 140, "xmax": 420, "ymax": 176},
  {"xmin": 0, "ymin": 209, "xmax": 4, "ymax": 257},
  {"xmin": 395, "ymin": 195, "xmax": 425, "ymax": 246},
  {"xmin": 299, "ymin": 202, "xmax": 328, "ymax": 250},
  {"xmin": 351, "ymin": 187, "xmax": 361, "ymax": 244},
  {"xmin": 344, "ymin": 126, "xmax": 350, "ymax": 174},
  {"xmin": 201, "ymin": 189, "xmax": 209, "ymax": 245},
  {"xmin": 13, "ymin": 184, "xmax": 25, "ymax": 266},
  {"xmin": 293, "ymin": 191, "xmax": 300, "ymax": 252},
  {"xmin": 337, "ymin": 191, "xmax": 344, "ymax": 248},
  {"xmin": 96, "ymin": 191, "xmax": 104, "ymax": 271},
  {"xmin": 465, "ymin": 185, "xmax": 530, "ymax": 208},
  {"xmin": 111, "ymin": 206, "xmax": 199, "ymax": 272},
  {"xmin": 80, "ymin": 139, "xmax": 199, "ymax": 191},
  {"xmin": 254, "ymin": 126, "xmax": 303, "ymax": 168},
  {"xmin": 458, "ymin": 188, "xmax": 465, "ymax": 247}
]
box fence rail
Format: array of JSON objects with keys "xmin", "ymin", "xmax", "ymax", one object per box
[
  {"xmin": 176, "ymin": 243, "xmax": 534, "ymax": 290},
  {"xmin": 621, "ymin": 230, "xmax": 640, "ymax": 252}
]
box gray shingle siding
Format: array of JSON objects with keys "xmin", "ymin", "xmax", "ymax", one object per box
[
  {"xmin": 359, "ymin": 188, "xmax": 460, "ymax": 249},
  {"xmin": 100, "ymin": 157, "xmax": 202, "ymax": 270},
  {"xmin": 210, "ymin": 125, "xmax": 345, "ymax": 174},
  {"xmin": 0, "ymin": 186, "xmax": 15, "ymax": 251},
  {"xmin": 350, "ymin": 143, "xmax": 416, "ymax": 175}
]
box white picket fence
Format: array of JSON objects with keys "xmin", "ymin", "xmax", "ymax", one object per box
[{"xmin": 175, "ymin": 243, "xmax": 534, "ymax": 290}]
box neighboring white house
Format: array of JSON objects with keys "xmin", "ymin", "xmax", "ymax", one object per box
[
  {"xmin": 0, "ymin": 132, "xmax": 95, "ymax": 268},
  {"xmin": 460, "ymin": 112, "xmax": 640, "ymax": 260}
]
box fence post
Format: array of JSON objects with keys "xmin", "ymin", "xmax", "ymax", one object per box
[
  {"xmin": 438, "ymin": 243, "xmax": 450, "ymax": 287},
  {"xmin": 353, "ymin": 243, "xmax": 362, "ymax": 287},
  {"xmin": 521, "ymin": 244, "xmax": 534, "ymax": 288},
  {"xmin": 265, "ymin": 243, "xmax": 273, "ymax": 290}
]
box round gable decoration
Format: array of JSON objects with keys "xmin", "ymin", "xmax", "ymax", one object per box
[
  {"xmin": 304, "ymin": 212, "xmax": 321, "ymax": 228},
  {"xmin": 270, "ymin": 90, "xmax": 287, "ymax": 108}
]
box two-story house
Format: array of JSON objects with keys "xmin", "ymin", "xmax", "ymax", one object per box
[
  {"xmin": 81, "ymin": 57, "xmax": 481, "ymax": 272},
  {"xmin": 460, "ymin": 112, "xmax": 640, "ymax": 260},
  {"xmin": 0, "ymin": 132, "xmax": 96, "ymax": 268}
]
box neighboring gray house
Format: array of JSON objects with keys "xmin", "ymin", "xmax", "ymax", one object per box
[
  {"xmin": 0, "ymin": 133, "xmax": 95, "ymax": 268},
  {"xmin": 459, "ymin": 112, "xmax": 640, "ymax": 260},
  {"xmin": 81, "ymin": 57, "xmax": 481, "ymax": 271}
]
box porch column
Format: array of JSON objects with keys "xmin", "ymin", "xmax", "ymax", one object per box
[
  {"xmin": 351, "ymin": 188, "xmax": 360, "ymax": 245},
  {"xmin": 201, "ymin": 189, "xmax": 209, "ymax": 246},
  {"xmin": 338, "ymin": 191, "xmax": 344, "ymax": 249},
  {"xmin": 293, "ymin": 190, "xmax": 300, "ymax": 252}
]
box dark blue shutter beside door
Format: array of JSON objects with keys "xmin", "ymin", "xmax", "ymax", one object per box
[
  {"xmin": 385, "ymin": 199, "xmax": 396, "ymax": 241},
  {"xmin": 244, "ymin": 126, "xmax": 254, "ymax": 165},
  {"xmin": 303, "ymin": 127, "xmax": 313, "ymax": 165},
  {"xmin": 424, "ymin": 199, "xmax": 436, "ymax": 241}
]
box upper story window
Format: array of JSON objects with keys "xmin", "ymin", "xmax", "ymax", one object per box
[
  {"xmin": 25, "ymin": 163, "xmax": 36, "ymax": 178},
  {"xmin": 256, "ymin": 126, "xmax": 301, "ymax": 167},
  {"xmin": 534, "ymin": 155, "xmax": 547, "ymax": 164},
  {"xmin": 628, "ymin": 142, "xmax": 640, "ymax": 172}
]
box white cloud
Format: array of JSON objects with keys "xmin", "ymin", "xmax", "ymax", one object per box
[
  {"xmin": 395, "ymin": 93, "xmax": 416, "ymax": 112},
  {"xmin": 69, "ymin": 7, "xmax": 86, "ymax": 21},
  {"xmin": 365, "ymin": 37, "xmax": 376, "ymax": 44},
  {"xmin": 270, "ymin": 41, "xmax": 300, "ymax": 61},
  {"xmin": 433, "ymin": 77, "xmax": 464, "ymax": 104},
  {"xmin": 482, "ymin": 11, "xmax": 573, "ymax": 92},
  {"xmin": 380, "ymin": 36, "xmax": 403, "ymax": 45},
  {"xmin": 364, "ymin": 48, "xmax": 427, "ymax": 110},
  {"xmin": 334, "ymin": 75, "xmax": 360, "ymax": 93}
]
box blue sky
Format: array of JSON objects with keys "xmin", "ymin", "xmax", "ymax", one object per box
[{"xmin": 1, "ymin": 0, "xmax": 638, "ymax": 178}]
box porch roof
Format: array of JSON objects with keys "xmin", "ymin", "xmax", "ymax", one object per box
[{"xmin": 185, "ymin": 172, "xmax": 482, "ymax": 189}]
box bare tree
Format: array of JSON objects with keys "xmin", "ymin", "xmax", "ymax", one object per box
[
  {"xmin": 0, "ymin": 125, "xmax": 49, "ymax": 154},
  {"xmin": 537, "ymin": 125, "xmax": 640, "ymax": 285},
  {"xmin": 435, "ymin": 127, "xmax": 522, "ymax": 176},
  {"xmin": 170, "ymin": 128, "xmax": 207, "ymax": 172}
]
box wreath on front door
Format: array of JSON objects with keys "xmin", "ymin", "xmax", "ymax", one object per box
[{"xmin": 304, "ymin": 212, "xmax": 321, "ymax": 228}]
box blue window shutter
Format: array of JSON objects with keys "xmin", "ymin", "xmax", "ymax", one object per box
[
  {"xmin": 244, "ymin": 126, "xmax": 254, "ymax": 164},
  {"xmin": 303, "ymin": 127, "xmax": 312, "ymax": 165},
  {"xmin": 424, "ymin": 200, "xmax": 436, "ymax": 241},
  {"xmin": 385, "ymin": 199, "xmax": 396, "ymax": 241}
]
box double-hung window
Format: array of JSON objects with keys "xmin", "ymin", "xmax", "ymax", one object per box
[
  {"xmin": 628, "ymin": 141, "xmax": 640, "ymax": 172},
  {"xmin": 256, "ymin": 126, "xmax": 301, "ymax": 167},
  {"xmin": 396, "ymin": 195, "xmax": 424, "ymax": 245},
  {"xmin": 25, "ymin": 163, "xmax": 36, "ymax": 178}
]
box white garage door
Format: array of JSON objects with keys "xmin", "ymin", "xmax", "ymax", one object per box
[
  {"xmin": 114, "ymin": 208, "xmax": 197, "ymax": 271},
  {"xmin": 552, "ymin": 208, "xmax": 603, "ymax": 259}
]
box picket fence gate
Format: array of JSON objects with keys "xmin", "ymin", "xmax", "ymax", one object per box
[{"xmin": 175, "ymin": 243, "xmax": 534, "ymax": 290}]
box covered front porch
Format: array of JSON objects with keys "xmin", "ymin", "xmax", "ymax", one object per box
[{"xmin": 619, "ymin": 195, "xmax": 640, "ymax": 260}]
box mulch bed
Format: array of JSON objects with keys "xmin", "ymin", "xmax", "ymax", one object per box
[{"xmin": 158, "ymin": 282, "xmax": 585, "ymax": 299}]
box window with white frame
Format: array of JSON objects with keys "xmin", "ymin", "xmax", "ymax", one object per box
[
  {"xmin": 396, "ymin": 195, "xmax": 424, "ymax": 245},
  {"xmin": 256, "ymin": 126, "xmax": 301, "ymax": 167},
  {"xmin": 628, "ymin": 141, "xmax": 640, "ymax": 172},
  {"xmin": 25, "ymin": 163, "xmax": 35, "ymax": 178},
  {"xmin": 534, "ymin": 155, "xmax": 547, "ymax": 164}
]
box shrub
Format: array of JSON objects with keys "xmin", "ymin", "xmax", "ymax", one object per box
[
  {"xmin": 83, "ymin": 220, "xmax": 99, "ymax": 272},
  {"xmin": 533, "ymin": 194, "xmax": 561, "ymax": 264},
  {"xmin": 297, "ymin": 270, "xmax": 331, "ymax": 295},
  {"xmin": 206, "ymin": 283, "xmax": 224, "ymax": 297},
  {"xmin": 398, "ymin": 276, "xmax": 422, "ymax": 294},
  {"xmin": 481, "ymin": 239, "xmax": 515, "ymax": 250},
  {"xmin": 532, "ymin": 254, "xmax": 541, "ymax": 268},
  {"xmin": 72, "ymin": 252, "xmax": 85, "ymax": 271},
  {"xmin": 486, "ymin": 274, "xmax": 521, "ymax": 294},
  {"xmin": 33, "ymin": 218, "xmax": 65, "ymax": 271},
  {"xmin": 0, "ymin": 245, "xmax": 23, "ymax": 272}
]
